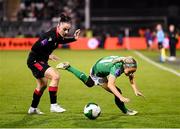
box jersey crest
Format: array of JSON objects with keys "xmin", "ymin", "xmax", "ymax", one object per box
[
  {"xmin": 41, "ymin": 39, "xmax": 48, "ymax": 46},
  {"xmin": 115, "ymin": 69, "xmax": 121, "ymax": 77}
]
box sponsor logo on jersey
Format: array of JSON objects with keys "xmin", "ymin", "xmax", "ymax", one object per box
[{"xmin": 48, "ymin": 37, "xmax": 52, "ymax": 41}]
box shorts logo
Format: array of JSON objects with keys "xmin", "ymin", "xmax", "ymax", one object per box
[
  {"xmin": 41, "ymin": 39, "xmax": 48, "ymax": 46},
  {"xmin": 34, "ymin": 62, "xmax": 43, "ymax": 71}
]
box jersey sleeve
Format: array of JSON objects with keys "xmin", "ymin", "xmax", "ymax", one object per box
[{"xmin": 110, "ymin": 65, "xmax": 122, "ymax": 78}]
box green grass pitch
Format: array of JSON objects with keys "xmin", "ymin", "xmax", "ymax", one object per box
[{"xmin": 0, "ymin": 50, "xmax": 180, "ymax": 128}]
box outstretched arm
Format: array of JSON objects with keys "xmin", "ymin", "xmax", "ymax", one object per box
[
  {"xmin": 108, "ymin": 75, "xmax": 130, "ymax": 103},
  {"xmin": 129, "ymin": 74, "xmax": 144, "ymax": 96},
  {"xmin": 62, "ymin": 29, "xmax": 81, "ymax": 43}
]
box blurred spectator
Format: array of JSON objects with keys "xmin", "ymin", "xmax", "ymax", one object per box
[
  {"xmin": 144, "ymin": 28, "xmax": 153, "ymax": 50},
  {"xmin": 12, "ymin": 0, "xmax": 85, "ymax": 37},
  {"xmin": 117, "ymin": 30, "xmax": 124, "ymax": 46},
  {"xmin": 98, "ymin": 31, "xmax": 106, "ymax": 48},
  {"xmin": 85, "ymin": 28, "xmax": 93, "ymax": 38},
  {"xmin": 163, "ymin": 33, "xmax": 169, "ymax": 49},
  {"xmin": 156, "ymin": 24, "xmax": 165, "ymax": 50},
  {"xmin": 168, "ymin": 24, "xmax": 179, "ymax": 61},
  {"xmin": 156, "ymin": 24, "xmax": 166, "ymax": 62},
  {"xmin": 124, "ymin": 28, "xmax": 130, "ymax": 37},
  {"xmin": 16, "ymin": 31, "xmax": 25, "ymax": 38},
  {"xmin": 16, "ymin": 0, "xmax": 84, "ymax": 26},
  {"xmin": 163, "ymin": 33, "xmax": 170, "ymax": 61},
  {"xmin": 138, "ymin": 28, "xmax": 145, "ymax": 37}
]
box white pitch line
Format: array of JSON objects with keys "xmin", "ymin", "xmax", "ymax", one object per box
[{"xmin": 134, "ymin": 51, "xmax": 180, "ymax": 77}]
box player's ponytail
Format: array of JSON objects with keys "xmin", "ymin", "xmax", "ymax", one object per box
[{"xmin": 59, "ymin": 13, "xmax": 72, "ymax": 23}]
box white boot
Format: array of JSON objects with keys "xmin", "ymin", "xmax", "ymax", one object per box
[
  {"xmin": 28, "ymin": 107, "xmax": 44, "ymax": 115},
  {"xmin": 56, "ymin": 62, "xmax": 70, "ymax": 70},
  {"xmin": 126, "ymin": 109, "xmax": 138, "ymax": 116},
  {"xmin": 50, "ymin": 103, "xmax": 66, "ymax": 113}
]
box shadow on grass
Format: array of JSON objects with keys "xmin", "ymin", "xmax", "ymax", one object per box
[
  {"xmin": 5, "ymin": 111, "xmax": 28, "ymax": 115},
  {"xmin": 1, "ymin": 112, "xmax": 128, "ymax": 128},
  {"xmin": 71, "ymin": 113, "xmax": 126, "ymax": 128},
  {"xmin": 0, "ymin": 113, "xmax": 50, "ymax": 128}
]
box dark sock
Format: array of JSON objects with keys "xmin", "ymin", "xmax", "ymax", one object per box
[
  {"xmin": 85, "ymin": 76, "xmax": 95, "ymax": 87},
  {"xmin": 114, "ymin": 87, "xmax": 128, "ymax": 113},
  {"xmin": 67, "ymin": 66, "xmax": 88, "ymax": 83},
  {"xmin": 49, "ymin": 86, "xmax": 58, "ymax": 104},
  {"xmin": 31, "ymin": 89, "xmax": 43, "ymax": 108}
]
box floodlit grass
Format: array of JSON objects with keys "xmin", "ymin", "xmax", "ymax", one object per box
[{"xmin": 0, "ymin": 49, "xmax": 180, "ymax": 128}]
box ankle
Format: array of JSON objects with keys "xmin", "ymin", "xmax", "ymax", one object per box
[{"xmin": 51, "ymin": 103, "xmax": 57, "ymax": 106}]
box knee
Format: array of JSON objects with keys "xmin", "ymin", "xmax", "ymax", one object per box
[{"xmin": 52, "ymin": 73, "xmax": 60, "ymax": 81}]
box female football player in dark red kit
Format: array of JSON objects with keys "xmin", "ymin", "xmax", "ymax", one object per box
[{"xmin": 27, "ymin": 13, "xmax": 80, "ymax": 114}]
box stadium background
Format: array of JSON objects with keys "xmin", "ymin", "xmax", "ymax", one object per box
[
  {"xmin": 1, "ymin": 0, "xmax": 180, "ymax": 50},
  {"xmin": 0, "ymin": 0, "xmax": 180, "ymax": 128}
]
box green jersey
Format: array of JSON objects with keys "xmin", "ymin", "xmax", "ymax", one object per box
[{"xmin": 92, "ymin": 56, "xmax": 124, "ymax": 78}]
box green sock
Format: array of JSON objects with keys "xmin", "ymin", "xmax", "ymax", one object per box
[{"xmin": 67, "ymin": 66, "xmax": 88, "ymax": 83}]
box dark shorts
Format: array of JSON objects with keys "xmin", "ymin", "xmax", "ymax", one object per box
[
  {"xmin": 27, "ymin": 52, "xmax": 50, "ymax": 79},
  {"xmin": 158, "ymin": 42, "xmax": 163, "ymax": 49}
]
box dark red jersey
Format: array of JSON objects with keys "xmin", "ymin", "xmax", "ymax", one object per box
[{"xmin": 30, "ymin": 27, "xmax": 76, "ymax": 62}]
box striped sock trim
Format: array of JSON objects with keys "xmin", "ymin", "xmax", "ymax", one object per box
[{"xmin": 48, "ymin": 86, "xmax": 58, "ymax": 92}]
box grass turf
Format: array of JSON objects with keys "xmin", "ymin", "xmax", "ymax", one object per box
[{"xmin": 0, "ymin": 50, "xmax": 180, "ymax": 128}]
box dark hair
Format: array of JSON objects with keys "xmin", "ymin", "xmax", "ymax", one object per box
[{"xmin": 59, "ymin": 13, "xmax": 72, "ymax": 23}]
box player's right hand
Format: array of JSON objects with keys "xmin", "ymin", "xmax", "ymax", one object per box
[
  {"xmin": 120, "ymin": 97, "xmax": 130, "ymax": 103},
  {"xmin": 49, "ymin": 54, "xmax": 60, "ymax": 62},
  {"xmin": 74, "ymin": 29, "xmax": 81, "ymax": 40}
]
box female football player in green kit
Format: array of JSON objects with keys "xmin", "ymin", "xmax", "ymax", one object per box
[{"xmin": 56, "ymin": 56, "xmax": 144, "ymax": 115}]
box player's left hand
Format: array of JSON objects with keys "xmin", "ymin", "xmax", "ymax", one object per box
[
  {"xmin": 74, "ymin": 29, "xmax": 81, "ymax": 40},
  {"xmin": 134, "ymin": 90, "xmax": 144, "ymax": 97},
  {"xmin": 49, "ymin": 54, "xmax": 60, "ymax": 62}
]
